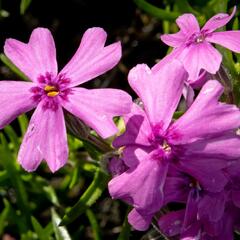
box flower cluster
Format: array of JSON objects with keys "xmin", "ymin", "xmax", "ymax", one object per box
[
  {"xmin": 108, "ymin": 8, "xmax": 240, "ymax": 240},
  {"xmin": 1, "ymin": 6, "xmax": 240, "ymax": 240}
]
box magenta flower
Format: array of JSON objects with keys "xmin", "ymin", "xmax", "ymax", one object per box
[
  {"xmin": 154, "ymin": 7, "xmax": 240, "ymax": 83},
  {"xmin": 108, "ymin": 60, "xmax": 240, "ymax": 230},
  {"xmin": 159, "ymin": 165, "xmax": 227, "ymax": 238},
  {"xmin": 159, "ymin": 181, "xmax": 240, "ymax": 239},
  {"xmin": 0, "ymin": 27, "xmax": 132, "ymax": 172}
]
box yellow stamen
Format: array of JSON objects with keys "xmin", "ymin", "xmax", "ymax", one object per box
[
  {"xmin": 44, "ymin": 85, "xmax": 59, "ymax": 97},
  {"xmin": 163, "ymin": 141, "xmax": 171, "ymax": 152},
  {"xmin": 47, "ymin": 91, "xmax": 59, "ymax": 97}
]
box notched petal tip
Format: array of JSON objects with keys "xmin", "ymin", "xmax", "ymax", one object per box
[
  {"xmin": 47, "ymin": 156, "xmax": 68, "ymax": 173},
  {"xmin": 4, "ymin": 27, "xmax": 58, "ymax": 82},
  {"xmin": 107, "ymin": 40, "xmax": 122, "ymax": 63},
  {"xmin": 31, "ymin": 27, "xmax": 53, "ymax": 35},
  {"xmin": 18, "ymin": 155, "xmax": 41, "ymax": 173},
  {"xmin": 128, "ymin": 63, "xmax": 152, "ymax": 82},
  {"xmin": 201, "ymin": 79, "xmax": 224, "ymax": 97},
  {"xmin": 176, "ymin": 13, "xmax": 200, "ymax": 34},
  {"xmin": 84, "ymin": 27, "xmax": 107, "ymax": 37}
]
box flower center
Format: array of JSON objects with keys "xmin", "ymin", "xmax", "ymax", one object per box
[
  {"xmin": 148, "ymin": 124, "xmax": 174, "ymax": 159},
  {"xmin": 162, "ymin": 140, "xmax": 171, "ymax": 152},
  {"xmin": 30, "ymin": 72, "xmax": 72, "ymax": 111},
  {"xmin": 189, "ymin": 178, "xmax": 202, "ymax": 191},
  {"xmin": 44, "ymin": 85, "xmax": 59, "ymax": 97},
  {"xmin": 195, "ymin": 34, "xmax": 205, "ymax": 43},
  {"xmin": 186, "ymin": 31, "xmax": 208, "ymax": 46}
]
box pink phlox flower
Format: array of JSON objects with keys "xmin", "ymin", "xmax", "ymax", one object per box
[
  {"xmin": 159, "ymin": 165, "xmax": 227, "ymax": 238},
  {"xmin": 0, "ymin": 27, "xmax": 132, "ymax": 172},
  {"xmin": 154, "ymin": 6, "xmax": 240, "ymax": 84},
  {"xmin": 158, "ymin": 199, "xmax": 240, "ymax": 240},
  {"xmin": 108, "ymin": 60, "xmax": 240, "ymax": 230}
]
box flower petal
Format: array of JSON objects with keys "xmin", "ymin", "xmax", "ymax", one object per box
[
  {"xmin": 158, "ymin": 210, "xmax": 185, "ymax": 237},
  {"xmin": 198, "ymin": 192, "xmax": 225, "ymax": 222},
  {"xmin": 161, "ymin": 31, "xmax": 187, "ymax": 47},
  {"xmin": 180, "ymin": 222, "xmax": 202, "ymax": 240},
  {"xmin": 108, "ymin": 157, "xmax": 168, "ymax": 214},
  {"xmin": 178, "ymin": 42, "xmax": 222, "ymax": 80},
  {"xmin": 202, "ymin": 6, "xmax": 236, "ymax": 33},
  {"xmin": 121, "ymin": 145, "xmax": 153, "ymax": 168},
  {"xmin": 108, "ymin": 157, "xmax": 127, "ymax": 177},
  {"xmin": 182, "ymin": 131, "xmax": 240, "ymax": 159},
  {"xmin": 182, "ymin": 84, "xmax": 195, "ymax": 107},
  {"xmin": 4, "ymin": 28, "xmax": 57, "ymax": 82},
  {"xmin": 62, "ymin": 87, "xmax": 132, "ymax": 139},
  {"xmin": 164, "ymin": 173, "xmax": 189, "ymax": 204},
  {"xmin": 176, "ymin": 14, "xmax": 200, "ymax": 36},
  {"xmin": 18, "ymin": 103, "xmax": 68, "ymax": 172},
  {"xmin": 168, "ymin": 80, "xmax": 240, "ymax": 144},
  {"xmin": 189, "ymin": 70, "xmax": 211, "ymax": 88},
  {"xmin": 182, "ymin": 189, "xmax": 198, "ymax": 230},
  {"xmin": 152, "ymin": 48, "xmax": 183, "ymax": 73},
  {"xmin": 232, "ymin": 190, "xmax": 240, "ymax": 208},
  {"xmin": 178, "ymin": 157, "xmax": 228, "ymax": 192},
  {"xmin": 113, "ymin": 103, "xmax": 152, "ymax": 148},
  {"xmin": 206, "ymin": 31, "xmax": 240, "ymax": 53},
  {"xmin": 60, "ymin": 27, "xmax": 121, "ymax": 87},
  {"xmin": 128, "ymin": 209, "xmax": 153, "ymax": 231},
  {"xmin": 0, "ymin": 81, "xmax": 36, "ymax": 129},
  {"xmin": 128, "ymin": 61, "xmax": 186, "ymax": 131}
]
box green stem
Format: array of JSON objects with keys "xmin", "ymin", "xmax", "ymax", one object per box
[
  {"xmin": 86, "ymin": 209, "xmax": 101, "ymax": 240},
  {"xmin": 134, "ymin": 0, "xmax": 179, "ymax": 21}
]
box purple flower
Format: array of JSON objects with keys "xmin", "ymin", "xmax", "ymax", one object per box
[
  {"xmin": 159, "ymin": 165, "xmax": 227, "ymax": 238},
  {"xmin": 108, "ymin": 157, "xmax": 128, "ymax": 177},
  {"xmin": 159, "ymin": 192, "xmax": 240, "ymax": 240},
  {"xmin": 0, "ymin": 27, "xmax": 132, "ymax": 172},
  {"xmin": 108, "ymin": 60, "xmax": 240, "ymax": 230},
  {"xmin": 154, "ymin": 7, "xmax": 240, "ymax": 83}
]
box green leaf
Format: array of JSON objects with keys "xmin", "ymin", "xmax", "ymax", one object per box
[
  {"xmin": 43, "ymin": 186, "xmax": 60, "ymax": 207},
  {"xmin": 44, "ymin": 222, "xmax": 54, "ymax": 237},
  {"xmin": 117, "ymin": 208, "xmax": 131, "ymax": 240},
  {"xmin": 4, "ymin": 125, "xmax": 20, "ymax": 149},
  {"xmin": 175, "ymin": 0, "xmax": 199, "ymax": 15},
  {"xmin": 0, "ymin": 9, "xmax": 9, "ymax": 19},
  {"xmin": 18, "ymin": 114, "xmax": 29, "ymax": 136},
  {"xmin": 20, "ymin": 0, "xmax": 32, "ymax": 15},
  {"xmin": 134, "ymin": 0, "xmax": 179, "ymax": 21},
  {"xmin": 69, "ymin": 167, "xmax": 79, "ymax": 189},
  {"xmin": 60, "ymin": 169, "xmax": 109, "ymax": 226},
  {"xmin": 0, "ymin": 134, "xmax": 30, "ymax": 227},
  {"xmin": 31, "ymin": 217, "xmax": 46, "ymax": 240},
  {"xmin": 2, "ymin": 199, "xmax": 28, "ymax": 233},
  {"xmin": 206, "ymin": 0, "xmax": 228, "ymax": 13},
  {"xmin": 20, "ymin": 231, "xmax": 36, "ymax": 240},
  {"xmin": 51, "ymin": 209, "xmax": 71, "ymax": 240},
  {"xmin": 0, "ymin": 170, "xmax": 8, "ymax": 182},
  {"xmin": 0, "ymin": 198, "xmax": 10, "ymax": 235},
  {"xmin": 173, "ymin": 111, "xmax": 184, "ymax": 119},
  {"xmin": 162, "ymin": 5, "xmax": 170, "ymax": 34},
  {"xmin": 82, "ymin": 139, "xmax": 101, "ymax": 160},
  {"xmin": 0, "ymin": 54, "xmax": 29, "ymax": 80},
  {"xmin": 31, "ymin": 217, "xmax": 53, "ymax": 240},
  {"xmin": 86, "ymin": 209, "xmax": 101, "ymax": 240}
]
